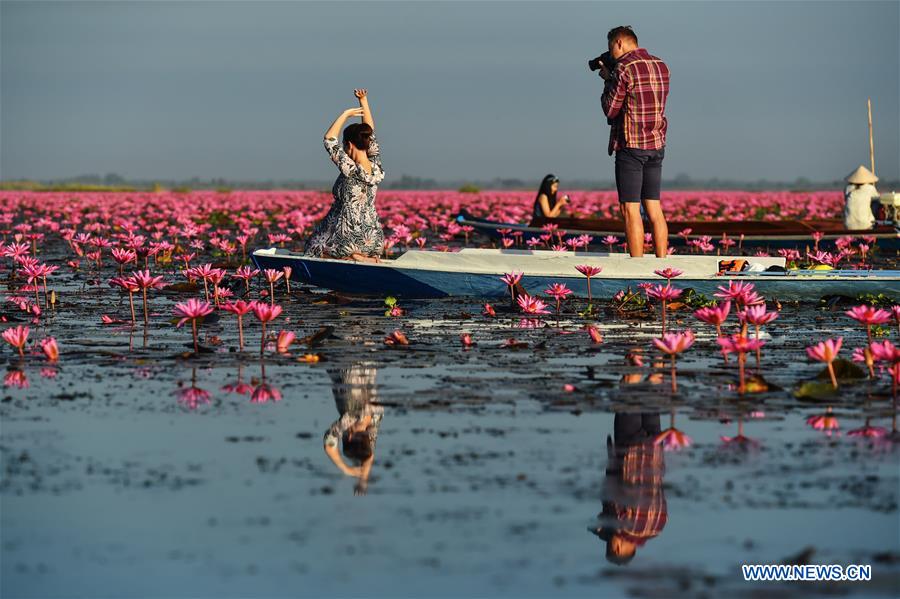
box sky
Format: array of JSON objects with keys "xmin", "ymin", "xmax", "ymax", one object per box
[{"xmin": 1, "ymin": 0, "xmax": 898, "ymax": 183}]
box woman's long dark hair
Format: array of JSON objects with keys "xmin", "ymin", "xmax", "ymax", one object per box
[{"xmin": 536, "ymin": 174, "xmax": 559, "ymax": 211}]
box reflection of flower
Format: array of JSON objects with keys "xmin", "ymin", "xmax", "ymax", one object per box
[
  {"xmin": 847, "ymin": 422, "xmax": 887, "ymax": 438},
  {"xmin": 177, "ymin": 386, "xmax": 211, "ymax": 410},
  {"xmin": 654, "ymin": 428, "xmax": 692, "ymax": 451},
  {"xmin": 720, "ymin": 434, "xmax": 760, "ymax": 449},
  {"xmin": 40, "ymin": 367, "xmax": 57, "ymax": 379},
  {"xmin": 222, "ymin": 380, "xmax": 253, "ymax": 395},
  {"xmin": 4, "ymin": 370, "xmax": 29, "ymax": 389},
  {"xmin": 806, "ymin": 409, "xmax": 839, "ymax": 435},
  {"xmin": 251, "ymin": 383, "xmax": 282, "ymax": 404}
]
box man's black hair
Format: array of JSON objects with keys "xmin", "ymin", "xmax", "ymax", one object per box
[{"xmin": 607, "ymin": 25, "xmax": 638, "ymax": 46}]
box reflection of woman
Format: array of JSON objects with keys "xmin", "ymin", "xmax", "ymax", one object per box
[
  {"xmin": 533, "ymin": 174, "xmax": 569, "ymax": 219},
  {"xmin": 306, "ymin": 89, "xmax": 386, "ymax": 263},
  {"xmin": 323, "ymin": 362, "xmax": 383, "ymax": 495},
  {"xmin": 590, "ymin": 413, "xmax": 667, "ymax": 565}
]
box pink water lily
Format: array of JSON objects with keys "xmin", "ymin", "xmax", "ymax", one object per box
[
  {"xmin": 173, "ymin": 298, "xmax": 214, "ymax": 353},
  {"xmin": 653, "ymin": 267, "xmax": 683, "ymax": 281},
  {"xmin": 718, "ymin": 334, "xmax": 765, "ymax": 394},
  {"xmin": 40, "ymin": 337, "xmax": 59, "ymax": 362},
  {"xmin": 646, "ymin": 284, "xmax": 683, "ymax": 335},
  {"xmin": 482, "ymin": 303, "xmax": 496, "ymax": 317},
  {"xmin": 130, "ymin": 269, "xmax": 166, "ymax": 326},
  {"xmin": 252, "ymin": 301, "xmax": 283, "ymax": 355},
  {"xmin": 3, "ymin": 325, "xmax": 30, "ymax": 358},
  {"xmin": 544, "ymin": 283, "xmax": 573, "ymax": 317},
  {"xmin": 575, "ymin": 264, "xmax": 602, "ymax": 302},
  {"xmin": 806, "ymin": 337, "xmax": 843, "ymax": 389},
  {"xmin": 460, "ymin": 333, "xmax": 474, "ymax": 348},
  {"xmin": 585, "ymin": 325, "xmax": 602, "ymax": 344},
  {"xmin": 500, "ymin": 271, "xmax": 523, "ymax": 303},
  {"xmin": 740, "ymin": 305, "xmax": 778, "ymax": 369},
  {"xmin": 653, "ymin": 330, "xmax": 695, "ymax": 392},
  {"xmin": 221, "ymin": 300, "xmax": 254, "ymax": 351},
  {"xmin": 694, "ymin": 301, "xmax": 731, "ymax": 363},
  {"xmin": 516, "ymin": 293, "xmax": 551, "ymax": 315},
  {"xmin": 276, "ymin": 330, "xmax": 296, "ymax": 354}
]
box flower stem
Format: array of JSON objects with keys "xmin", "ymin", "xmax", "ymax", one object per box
[{"xmin": 827, "ymin": 361, "xmax": 838, "ymax": 389}]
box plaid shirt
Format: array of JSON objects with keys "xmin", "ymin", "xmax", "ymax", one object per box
[{"xmin": 601, "ymin": 48, "xmax": 670, "ymax": 155}]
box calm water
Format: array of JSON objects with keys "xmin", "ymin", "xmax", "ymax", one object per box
[{"xmin": 2, "ymin": 284, "xmax": 899, "ymax": 597}]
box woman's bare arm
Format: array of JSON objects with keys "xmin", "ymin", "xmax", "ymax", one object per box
[
  {"xmin": 355, "ymin": 89, "xmax": 374, "ymax": 131},
  {"xmin": 324, "ymin": 107, "xmax": 364, "ymax": 140}
]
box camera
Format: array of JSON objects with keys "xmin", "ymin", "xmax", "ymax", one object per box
[{"xmin": 588, "ymin": 51, "xmax": 615, "ymax": 73}]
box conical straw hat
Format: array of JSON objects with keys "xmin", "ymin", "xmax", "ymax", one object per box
[{"xmin": 846, "ymin": 165, "xmax": 878, "ymax": 184}]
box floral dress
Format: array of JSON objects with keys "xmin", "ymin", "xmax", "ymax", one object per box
[{"xmin": 305, "ymin": 134, "xmax": 386, "ymax": 258}]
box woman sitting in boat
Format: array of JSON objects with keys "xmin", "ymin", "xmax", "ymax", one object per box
[
  {"xmin": 533, "ymin": 174, "xmax": 569, "ymax": 219},
  {"xmin": 305, "ymin": 89, "xmax": 385, "ymax": 263}
]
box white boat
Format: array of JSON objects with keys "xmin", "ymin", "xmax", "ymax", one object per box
[{"xmin": 251, "ymin": 248, "xmax": 900, "ymax": 301}]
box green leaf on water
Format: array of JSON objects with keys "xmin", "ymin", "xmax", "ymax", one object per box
[
  {"xmin": 793, "ymin": 381, "xmax": 839, "ymax": 400},
  {"xmin": 815, "ymin": 358, "xmax": 865, "ymax": 381}
]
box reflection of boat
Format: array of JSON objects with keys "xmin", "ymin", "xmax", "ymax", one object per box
[
  {"xmin": 252, "ymin": 247, "xmax": 900, "ymax": 300},
  {"xmin": 455, "ymin": 210, "xmax": 900, "ymax": 250}
]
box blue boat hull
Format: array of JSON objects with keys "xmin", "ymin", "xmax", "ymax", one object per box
[{"xmin": 252, "ymin": 251, "xmax": 900, "ymax": 301}]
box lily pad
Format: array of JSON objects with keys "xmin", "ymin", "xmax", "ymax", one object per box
[
  {"xmin": 794, "ymin": 380, "xmax": 840, "ymax": 401},
  {"xmin": 815, "ymin": 358, "xmax": 865, "ymax": 381}
]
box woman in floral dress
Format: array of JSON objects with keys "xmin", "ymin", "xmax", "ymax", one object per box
[{"xmin": 305, "ymin": 89, "xmax": 385, "ymax": 262}]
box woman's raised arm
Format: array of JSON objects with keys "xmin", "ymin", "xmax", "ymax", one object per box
[
  {"xmin": 324, "ymin": 107, "xmax": 364, "ymax": 140},
  {"xmin": 355, "ymin": 89, "xmax": 374, "ymax": 131}
]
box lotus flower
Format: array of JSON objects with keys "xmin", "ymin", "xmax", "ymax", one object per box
[
  {"xmin": 740, "ymin": 305, "xmax": 778, "ymax": 369},
  {"xmin": 544, "ymin": 283, "xmax": 573, "ymax": 317},
  {"xmin": 575, "ymin": 264, "xmax": 602, "ymax": 302},
  {"xmin": 718, "ymin": 334, "xmax": 765, "ymax": 394},
  {"xmin": 806, "ymin": 337, "xmax": 842, "ymax": 389},
  {"xmin": 501, "ymin": 271, "xmax": 523, "ymax": 303},
  {"xmin": 654, "ymin": 267, "xmax": 683, "ymax": 281},
  {"xmin": 384, "ymin": 330, "xmax": 409, "ymax": 346},
  {"xmin": 221, "ymin": 300, "xmax": 254, "ymax": 351},
  {"xmin": 252, "ymin": 301, "xmax": 283, "ymax": 355},
  {"xmin": 694, "ymin": 301, "xmax": 731, "ymax": 362},
  {"xmin": 516, "ymin": 293, "xmax": 551, "ymax": 315},
  {"xmin": 482, "ymin": 303, "xmax": 496, "ymax": 317},
  {"xmin": 2, "ymin": 325, "xmax": 29, "ymax": 358},
  {"xmin": 460, "ymin": 333, "xmax": 474, "ymax": 348},
  {"xmin": 130, "ymin": 269, "xmax": 166, "ymax": 326},
  {"xmin": 653, "ymin": 330, "xmax": 695, "ymax": 392},
  {"xmin": 276, "ymin": 330, "xmax": 296, "ymax": 354},
  {"xmin": 40, "ymin": 337, "xmax": 59, "ymax": 362},
  {"xmin": 585, "ymin": 325, "xmax": 602, "ymax": 344},
  {"xmin": 174, "ymin": 298, "xmax": 214, "ymax": 353},
  {"xmin": 646, "ymin": 284, "xmax": 683, "ymax": 335}
]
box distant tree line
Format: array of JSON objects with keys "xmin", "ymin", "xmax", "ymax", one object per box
[{"xmin": 1, "ymin": 171, "xmax": 896, "ymax": 192}]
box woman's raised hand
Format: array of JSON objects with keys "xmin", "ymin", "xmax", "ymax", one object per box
[
  {"xmin": 354, "ymin": 88, "xmax": 368, "ymax": 100},
  {"xmin": 343, "ymin": 107, "xmax": 365, "ymax": 118}
]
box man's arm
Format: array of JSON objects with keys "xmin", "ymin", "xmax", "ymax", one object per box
[{"xmin": 601, "ymin": 65, "xmax": 629, "ymax": 120}]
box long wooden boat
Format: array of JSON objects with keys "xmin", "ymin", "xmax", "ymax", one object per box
[
  {"xmin": 456, "ymin": 211, "xmax": 900, "ymax": 250},
  {"xmin": 252, "ymin": 248, "xmax": 900, "ymax": 301}
]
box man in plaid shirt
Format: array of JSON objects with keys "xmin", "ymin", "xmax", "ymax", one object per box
[{"xmin": 599, "ymin": 26, "xmax": 670, "ymax": 258}]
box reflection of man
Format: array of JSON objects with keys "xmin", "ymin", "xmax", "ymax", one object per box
[
  {"xmin": 590, "ymin": 413, "xmax": 667, "ymax": 565},
  {"xmin": 323, "ymin": 362, "xmax": 383, "ymax": 495}
]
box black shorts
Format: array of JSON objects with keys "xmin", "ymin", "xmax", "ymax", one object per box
[{"xmin": 615, "ymin": 147, "xmax": 665, "ymax": 203}]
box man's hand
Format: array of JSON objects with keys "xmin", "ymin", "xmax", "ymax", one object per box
[
  {"xmin": 354, "ymin": 88, "xmax": 368, "ymax": 100},
  {"xmin": 599, "ymin": 63, "xmax": 612, "ymax": 81}
]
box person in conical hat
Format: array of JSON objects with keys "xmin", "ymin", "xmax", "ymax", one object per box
[{"xmin": 843, "ymin": 165, "xmax": 878, "ymax": 230}]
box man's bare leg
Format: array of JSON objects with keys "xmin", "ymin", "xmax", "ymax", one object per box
[
  {"xmin": 621, "ymin": 202, "xmax": 645, "ymax": 258},
  {"xmin": 642, "ymin": 199, "xmax": 668, "ymax": 258}
]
